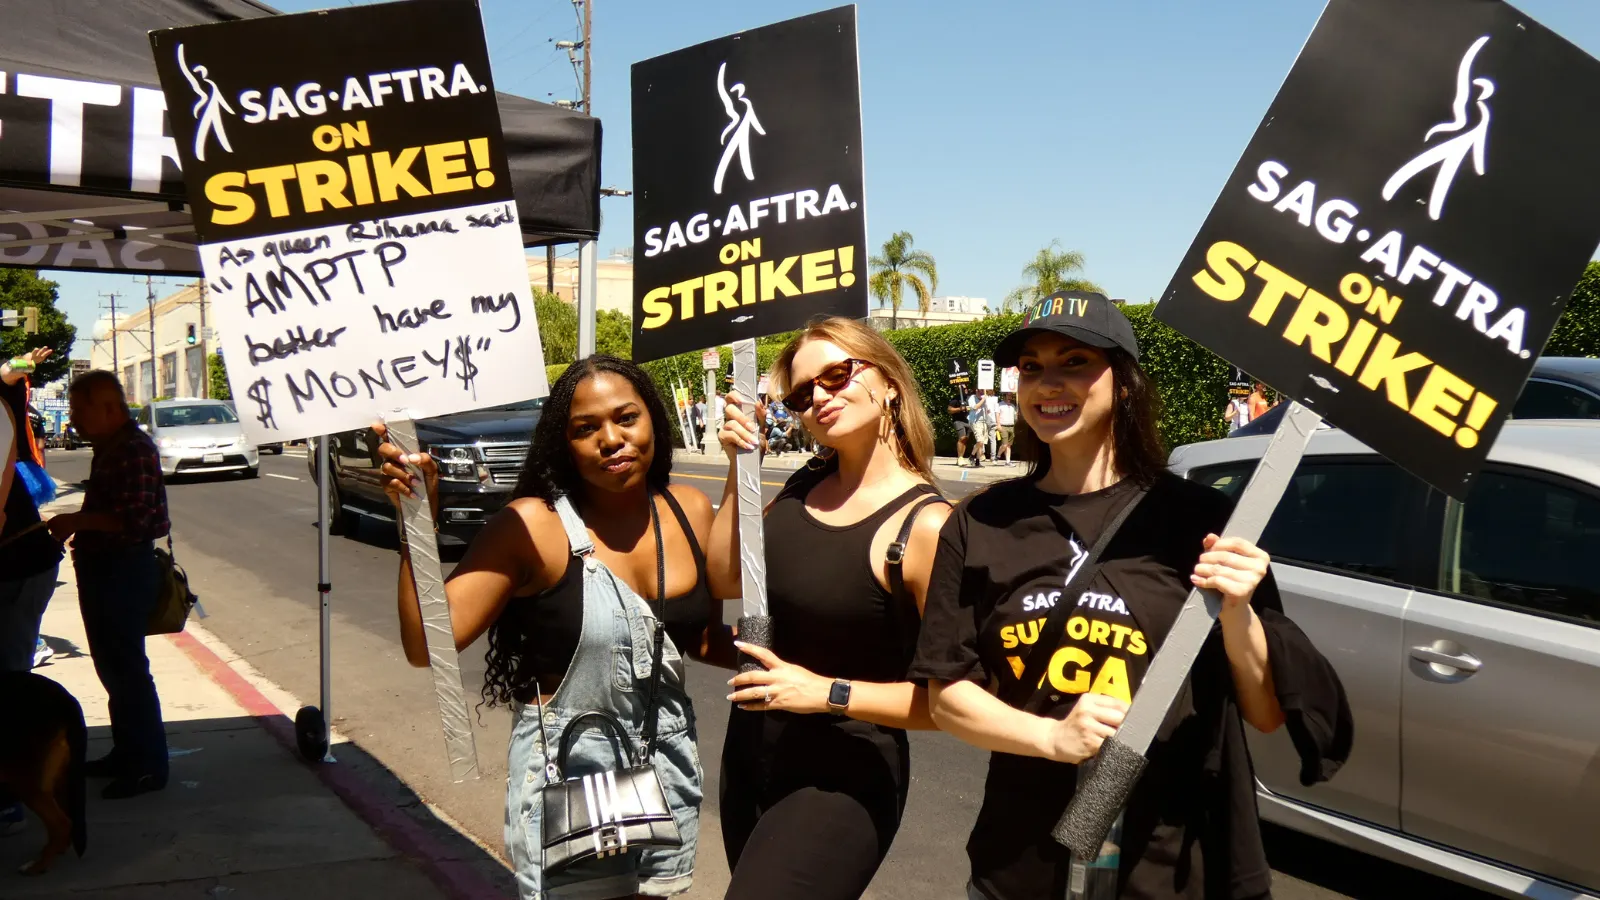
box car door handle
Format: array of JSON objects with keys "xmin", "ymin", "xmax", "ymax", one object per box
[{"xmin": 1409, "ymin": 645, "xmax": 1482, "ymax": 673}]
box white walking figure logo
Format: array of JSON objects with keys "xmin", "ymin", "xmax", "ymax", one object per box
[
  {"xmin": 713, "ymin": 62, "xmax": 764, "ymax": 195},
  {"xmin": 177, "ymin": 43, "xmax": 235, "ymax": 163},
  {"xmin": 1381, "ymin": 35, "xmax": 1494, "ymax": 221}
]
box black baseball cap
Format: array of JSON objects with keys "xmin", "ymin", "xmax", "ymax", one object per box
[{"xmin": 994, "ymin": 291, "xmax": 1140, "ymax": 367}]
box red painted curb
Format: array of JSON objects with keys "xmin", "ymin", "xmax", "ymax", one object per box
[{"xmin": 167, "ymin": 630, "xmax": 510, "ymax": 900}]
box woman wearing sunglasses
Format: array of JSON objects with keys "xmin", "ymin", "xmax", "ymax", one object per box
[
  {"xmin": 908, "ymin": 293, "xmax": 1351, "ymax": 900},
  {"xmin": 706, "ymin": 317, "xmax": 951, "ymax": 900}
]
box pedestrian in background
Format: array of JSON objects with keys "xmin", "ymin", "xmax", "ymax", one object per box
[
  {"xmin": 0, "ymin": 347, "xmax": 61, "ymax": 674},
  {"xmin": 994, "ymin": 394, "xmax": 1016, "ymax": 466},
  {"xmin": 47, "ymin": 371, "xmax": 171, "ymax": 800},
  {"xmin": 1248, "ymin": 381, "xmax": 1271, "ymax": 421},
  {"xmin": 966, "ymin": 388, "xmax": 987, "ymax": 467}
]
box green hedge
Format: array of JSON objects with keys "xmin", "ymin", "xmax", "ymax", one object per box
[{"xmin": 1545, "ymin": 261, "xmax": 1600, "ymax": 357}]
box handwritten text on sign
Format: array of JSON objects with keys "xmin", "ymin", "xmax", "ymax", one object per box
[{"xmin": 205, "ymin": 201, "xmax": 543, "ymax": 444}]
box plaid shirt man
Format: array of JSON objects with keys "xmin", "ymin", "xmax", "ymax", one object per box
[{"xmin": 77, "ymin": 420, "xmax": 169, "ymax": 553}]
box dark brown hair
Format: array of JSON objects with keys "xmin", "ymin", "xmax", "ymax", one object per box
[{"xmin": 1013, "ymin": 349, "xmax": 1167, "ymax": 486}]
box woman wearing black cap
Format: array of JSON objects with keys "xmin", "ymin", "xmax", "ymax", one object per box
[{"xmin": 908, "ymin": 292, "xmax": 1352, "ymax": 900}]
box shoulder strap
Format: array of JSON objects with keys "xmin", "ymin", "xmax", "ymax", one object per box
[
  {"xmin": 658, "ymin": 489, "xmax": 707, "ymax": 576},
  {"xmin": 551, "ymin": 494, "xmax": 594, "ymax": 556},
  {"xmin": 886, "ymin": 491, "xmax": 950, "ymax": 671},
  {"xmin": 1002, "ymin": 484, "xmax": 1152, "ymax": 709}
]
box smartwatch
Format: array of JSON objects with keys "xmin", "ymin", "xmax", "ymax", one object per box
[{"xmin": 827, "ymin": 678, "xmax": 852, "ymax": 713}]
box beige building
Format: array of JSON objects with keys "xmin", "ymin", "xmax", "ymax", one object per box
[
  {"xmin": 525, "ymin": 254, "xmax": 634, "ymax": 315},
  {"xmin": 867, "ymin": 295, "xmax": 991, "ymax": 330},
  {"xmin": 90, "ymin": 281, "xmax": 215, "ymax": 404}
]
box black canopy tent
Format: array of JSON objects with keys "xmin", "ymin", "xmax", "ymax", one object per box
[
  {"xmin": 0, "ymin": 0, "xmax": 602, "ymax": 275},
  {"xmin": 2, "ymin": 0, "xmax": 602, "ymax": 765}
]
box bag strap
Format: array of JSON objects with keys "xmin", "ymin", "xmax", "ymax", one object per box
[
  {"xmin": 1002, "ymin": 483, "xmax": 1151, "ymax": 710},
  {"xmin": 639, "ymin": 494, "xmax": 668, "ymax": 757},
  {"xmin": 886, "ymin": 492, "xmax": 949, "ymax": 670},
  {"xmin": 556, "ymin": 710, "xmax": 638, "ymax": 773}
]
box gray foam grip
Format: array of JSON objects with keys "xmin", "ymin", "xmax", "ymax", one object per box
[
  {"xmin": 736, "ymin": 614, "xmax": 773, "ymax": 674},
  {"xmin": 1053, "ymin": 737, "xmax": 1148, "ymax": 859}
]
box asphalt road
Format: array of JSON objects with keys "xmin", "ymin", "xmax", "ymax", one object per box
[{"xmin": 43, "ymin": 448, "xmax": 1498, "ymax": 900}]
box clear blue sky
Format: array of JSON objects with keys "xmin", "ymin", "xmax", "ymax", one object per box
[{"xmin": 46, "ymin": 0, "xmax": 1600, "ymax": 349}]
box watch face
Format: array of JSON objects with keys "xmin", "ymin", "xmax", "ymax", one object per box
[{"xmin": 828, "ymin": 680, "xmax": 851, "ymax": 708}]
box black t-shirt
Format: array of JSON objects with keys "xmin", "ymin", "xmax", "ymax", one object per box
[{"xmin": 910, "ymin": 473, "xmax": 1285, "ymax": 900}]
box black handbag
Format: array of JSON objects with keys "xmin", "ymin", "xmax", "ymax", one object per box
[{"xmin": 537, "ymin": 494, "xmax": 683, "ymax": 873}]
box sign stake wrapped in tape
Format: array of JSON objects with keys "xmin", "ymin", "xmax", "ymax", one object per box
[
  {"xmin": 631, "ymin": 6, "xmax": 868, "ymax": 665},
  {"xmin": 1057, "ymin": 0, "xmax": 1600, "ymax": 860}
]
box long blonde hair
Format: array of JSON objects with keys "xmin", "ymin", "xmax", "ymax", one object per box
[{"xmin": 769, "ymin": 317, "xmax": 937, "ymax": 483}]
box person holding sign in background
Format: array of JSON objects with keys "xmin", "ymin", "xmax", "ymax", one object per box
[
  {"xmin": 909, "ymin": 293, "xmax": 1352, "ymax": 900},
  {"xmin": 709, "ymin": 318, "xmax": 951, "ymax": 900},
  {"xmin": 377, "ymin": 357, "xmax": 723, "ymax": 900}
]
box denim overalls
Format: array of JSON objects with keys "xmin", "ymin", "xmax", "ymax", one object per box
[{"xmin": 505, "ymin": 495, "xmax": 703, "ymax": 900}]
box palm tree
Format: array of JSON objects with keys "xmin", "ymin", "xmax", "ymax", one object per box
[
  {"xmin": 869, "ymin": 231, "xmax": 938, "ymax": 330},
  {"xmin": 1003, "ymin": 241, "xmax": 1103, "ymax": 313}
]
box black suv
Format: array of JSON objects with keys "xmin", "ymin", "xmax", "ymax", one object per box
[{"xmin": 311, "ymin": 398, "xmax": 543, "ymax": 543}]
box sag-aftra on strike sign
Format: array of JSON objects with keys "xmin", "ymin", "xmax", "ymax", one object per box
[
  {"xmin": 1156, "ymin": 0, "xmax": 1600, "ymax": 497},
  {"xmin": 151, "ymin": 0, "xmax": 543, "ymax": 444},
  {"xmin": 630, "ymin": 5, "xmax": 867, "ymax": 362}
]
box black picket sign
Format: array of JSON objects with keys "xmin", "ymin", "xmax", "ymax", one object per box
[
  {"xmin": 630, "ymin": 5, "xmax": 867, "ymax": 363},
  {"xmin": 1154, "ymin": 0, "xmax": 1600, "ymax": 498}
]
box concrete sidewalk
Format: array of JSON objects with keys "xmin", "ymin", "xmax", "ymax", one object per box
[
  {"xmin": 672, "ymin": 448, "xmax": 1022, "ymax": 485},
  {"xmin": 3, "ymin": 486, "xmax": 507, "ymax": 899}
]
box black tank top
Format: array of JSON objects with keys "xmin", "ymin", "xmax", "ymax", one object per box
[
  {"xmin": 763, "ymin": 480, "xmax": 940, "ymax": 685},
  {"xmin": 505, "ymin": 490, "xmax": 712, "ymax": 697}
]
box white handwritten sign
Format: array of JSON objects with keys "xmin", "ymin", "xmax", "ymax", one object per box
[
  {"xmin": 207, "ymin": 205, "xmax": 542, "ymax": 443},
  {"xmin": 150, "ymin": 1, "xmax": 546, "ymax": 445}
]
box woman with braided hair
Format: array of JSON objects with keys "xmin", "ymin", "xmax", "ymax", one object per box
[{"xmin": 707, "ymin": 316, "xmax": 952, "ymax": 900}]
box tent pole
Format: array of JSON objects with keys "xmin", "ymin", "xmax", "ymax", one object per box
[
  {"xmin": 316, "ymin": 435, "xmax": 335, "ymax": 762},
  {"xmin": 577, "ymin": 240, "xmax": 598, "ymax": 358}
]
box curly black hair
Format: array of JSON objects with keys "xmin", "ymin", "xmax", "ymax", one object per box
[{"xmin": 480, "ymin": 355, "xmax": 677, "ymax": 707}]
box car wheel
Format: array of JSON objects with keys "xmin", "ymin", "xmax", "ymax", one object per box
[
  {"xmin": 244, "ymin": 466, "xmax": 260, "ymax": 479},
  {"xmin": 323, "ymin": 478, "xmax": 355, "ymax": 536}
]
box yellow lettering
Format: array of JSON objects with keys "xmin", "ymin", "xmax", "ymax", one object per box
[
  {"xmin": 1191, "ymin": 240, "xmax": 1257, "ymax": 301},
  {"xmin": 640, "ymin": 287, "xmax": 672, "ymax": 329},
  {"xmin": 1007, "ymin": 656, "xmax": 1024, "ymax": 678},
  {"xmin": 740, "ymin": 238, "xmax": 761, "ymax": 261},
  {"xmin": 246, "ymin": 164, "xmax": 298, "ymax": 218},
  {"xmin": 205, "ymin": 172, "xmax": 256, "ymax": 226},
  {"xmin": 1088, "ymin": 620, "xmax": 1111, "ymax": 646},
  {"xmin": 1128, "ymin": 630, "xmax": 1147, "ymax": 655},
  {"xmin": 801, "ymin": 249, "xmax": 837, "ymax": 293},
  {"xmin": 741, "ymin": 264, "xmax": 757, "ymax": 306},
  {"xmin": 704, "ymin": 271, "xmax": 739, "ymax": 313},
  {"xmin": 672, "ymin": 278, "xmax": 703, "ymax": 321},
  {"xmin": 1333, "ymin": 319, "xmax": 1378, "ymax": 376},
  {"xmin": 1066, "ymin": 616, "xmax": 1089, "ymax": 641},
  {"xmin": 1411, "ymin": 364, "xmax": 1475, "ymax": 438},
  {"xmin": 719, "ymin": 243, "xmax": 741, "ymax": 265},
  {"xmin": 1016, "ymin": 618, "xmax": 1042, "ymax": 646},
  {"xmin": 425, "ymin": 140, "xmax": 472, "ymax": 194},
  {"xmin": 1358, "ymin": 333, "xmax": 1432, "ymax": 411},
  {"xmin": 1047, "ymin": 647, "xmax": 1093, "ymax": 694},
  {"xmin": 1282, "ymin": 289, "xmax": 1349, "ymax": 363},
  {"xmin": 311, "ymin": 124, "xmax": 342, "ymax": 152},
  {"xmin": 295, "ymin": 159, "xmax": 351, "ymax": 214},
  {"xmin": 347, "ymin": 154, "xmax": 375, "ymax": 205},
  {"xmin": 372, "ymin": 148, "xmax": 430, "ymax": 201},
  {"xmin": 1108, "ymin": 623, "xmax": 1131, "ymax": 650},
  {"xmin": 1248, "ymin": 260, "xmax": 1307, "ymax": 326},
  {"xmin": 1088, "ymin": 657, "xmax": 1132, "ymax": 704},
  {"xmin": 760, "ymin": 256, "xmax": 800, "ymax": 301},
  {"xmin": 1000, "ymin": 625, "xmax": 1018, "ymax": 649},
  {"xmin": 340, "ymin": 120, "xmax": 371, "ymax": 149},
  {"xmin": 1367, "ymin": 286, "xmax": 1402, "ymax": 324}
]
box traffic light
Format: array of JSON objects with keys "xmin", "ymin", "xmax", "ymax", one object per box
[
  {"xmin": 186, "ymin": 323, "xmax": 197, "ymax": 345},
  {"xmin": 22, "ymin": 306, "xmax": 38, "ymax": 334}
]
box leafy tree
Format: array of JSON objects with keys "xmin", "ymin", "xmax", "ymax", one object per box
[
  {"xmin": 869, "ymin": 232, "xmax": 938, "ymax": 330},
  {"xmin": 535, "ymin": 290, "xmax": 578, "ymax": 365},
  {"xmin": 596, "ymin": 309, "xmax": 632, "ymax": 358},
  {"xmin": 209, "ymin": 353, "xmax": 231, "ymax": 400},
  {"xmin": 0, "ymin": 270, "xmax": 76, "ymax": 384},
  {"xmin": 1002, "ymin": 241, "xmax": 1103, "ymax": 313},
  {"xmin": 1546, "ymin": 260, "xmax": 1600, "ymax": 357}
]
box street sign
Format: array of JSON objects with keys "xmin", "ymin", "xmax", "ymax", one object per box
[
  {"xmin": 1154, "ymin": 0, "xmax": 1600, "ymax": 498},
  {"xmin": 630, "ymin": 5, "xmax": 867, "ymax": 363},
  {"xmin": 977, "ymin": 359, "xmax": 995, "ymax": 391},
  {"xmin": 202, "ymin": 327, "xmax": 216, "ymax": 341},
  {"xmin": 702, "ymin": 348, "xmax": 720, "ymax": 370}
]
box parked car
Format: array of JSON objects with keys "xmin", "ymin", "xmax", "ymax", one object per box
[
  {"xmin": 310, "ymin": 398, "xmax": 543, "ymax": 543},
  {"xmin": 137, "ymin": 399, "xmax": 259, "ymax": 478},
  {"xmin": 1231, "ymin": 355, "xmax": 1600, "ymax": 437},
  {"xmin": 1170, "ymin": 420, "xmax": 1600, "ymax": 900}
]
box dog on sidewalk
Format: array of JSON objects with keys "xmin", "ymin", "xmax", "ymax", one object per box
[{"xmin": 0, "ymin": 672, "xmax": 87, "ymax": 875}]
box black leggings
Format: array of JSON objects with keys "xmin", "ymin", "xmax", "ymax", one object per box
[{"xmin": 720, "ymin": 711, "xmax": 908, "ymax": 900}]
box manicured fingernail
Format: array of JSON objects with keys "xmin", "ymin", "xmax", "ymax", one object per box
[
  {"xmin": 733, "ymin": 641, "xmax": 747, "ymax": 648},
  {"xmin": 725, "ymin": 694, "xmax": 735, "ymax": 701}
]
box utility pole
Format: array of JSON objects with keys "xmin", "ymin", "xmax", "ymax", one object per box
[
  {"xmin": 574, "ymin": 0, "xmax": 597, "ymax": 358},
  {"xmin": 581, "ymin": 0, "xmax": 592, "ymax": 114},
  {"xmin": 144, "ymin": 275, "xmax": 158, "ymax": 403},
  {"xmin": 98, "ymin": 291, "xmax": 121, "ymax": 378},
  {"xmin": 198, "ymin": 279, "xmax": 210, "ymax": 399},
  {"xmin": 547, "ymin": 245, "xmax": 556, "ymax": 295}
]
